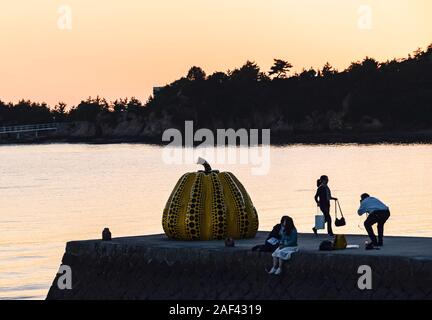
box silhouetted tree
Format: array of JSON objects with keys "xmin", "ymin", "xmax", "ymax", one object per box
[
  {"xmin": 3, "ymin": 43, "xmax": 432, "ymax": 137},
  {"xmin": 69, "ymin": 96, "xmax": 109, "ymax": 122},
  {"xmin": 126, "ymin": 97, "xmax": 144, "ymax": 114},
  {"xmin": 187, "ymin": 66, "xmax": 206, "ymax": 81},
  {"xmin": 321, "ymin": 62, "xmax": 337, "ymax": 77},
  {"xmin": 229, "ymin": 61, "xmax": 261, "ymax": 82},
  {"xmin": 269, "ymin": 59, "xmax": 293, "ymax": 79},
  {"xmin": 113, "ymin": 98, "xmax": 128, "ymax": 113},
  {"xmin": 362, "ymin": 57, "xmax": 379, "ymax": 73},
  {"xmin": 299, "ymin": 68, "xmax": 317, "ymax": 79},
  {"xmin": 207, "ymin": 71, "xmax": 229, "ymax": 84},
  {"xmin": 54, "ymin": 102, "xmax": 67, "ymax": 122}
]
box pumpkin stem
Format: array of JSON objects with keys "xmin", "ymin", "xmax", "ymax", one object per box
[{"xmin": 197, "ymin": 157, "xmax": 212, "ymax": 173}]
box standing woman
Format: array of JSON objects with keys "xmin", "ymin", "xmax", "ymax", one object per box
[{"xmin": 313, "ymin": 175, "xmax": 337, "ymax": 236}]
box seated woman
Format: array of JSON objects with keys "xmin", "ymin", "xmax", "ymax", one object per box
[{"xmin": 268, "ymin": 216, "xmax": 298, "ymax": 275}]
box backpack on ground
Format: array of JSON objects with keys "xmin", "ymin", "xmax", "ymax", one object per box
[{"xmin": 319, "ymin": 240, "xmax": 334, "ymax": 251}]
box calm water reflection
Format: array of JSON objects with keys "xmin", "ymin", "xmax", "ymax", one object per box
[{"xmin": 0, "ymin": 143, "xmax": 431, "ymax": 299}]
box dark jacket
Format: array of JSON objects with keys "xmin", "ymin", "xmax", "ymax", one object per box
[
  {"xmin": 315, "ymin": 184, "xmax": 332, "ymax": 208},
  {"xmin": 251, "ymin": 223, "xmax": 282, "ymax": 252},
  {"xmin": 267, "ymin": 223, "xmax": 282, "ymax": 241}
]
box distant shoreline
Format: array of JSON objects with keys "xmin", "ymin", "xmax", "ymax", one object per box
[{"xmin": 1, "ymin": 130, "xmax": 432, "ymax": 146}]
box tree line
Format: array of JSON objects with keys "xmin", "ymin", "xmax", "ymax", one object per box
[{"xmin": 1, "ymin": 44, "xmax": 431, "ymax": 137}]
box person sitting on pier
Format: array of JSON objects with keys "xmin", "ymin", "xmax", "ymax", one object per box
[
  {"xmin": 268, "ymin": 216, "xmax": 298, "ymax": 275},
  {"xmin": 358, "ymin": 193, "xmax": 391, "ymax": 247}
]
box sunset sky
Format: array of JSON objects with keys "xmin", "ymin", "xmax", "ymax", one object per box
[{"xmin": 0, "ymin": 0, "xmax": 431, "ymax": 107}]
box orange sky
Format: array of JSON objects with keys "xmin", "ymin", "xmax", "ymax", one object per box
[{"xmin": 0, "ymin": 0, "xmax": 431, "ymax": 107}]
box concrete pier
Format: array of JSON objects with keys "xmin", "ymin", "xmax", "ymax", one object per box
[{"xmin": 47, "ymin": 232, "xmax": 432, "ymax": 300}]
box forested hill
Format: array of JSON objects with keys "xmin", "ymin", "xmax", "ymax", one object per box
[{"xmin": 1, "ymin": 44, "xmax": 432, "ymax": 142}]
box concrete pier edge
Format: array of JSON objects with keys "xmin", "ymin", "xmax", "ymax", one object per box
[{"xmin": 47, "ymin": 232, "xmax": 432, "ymax": 300}]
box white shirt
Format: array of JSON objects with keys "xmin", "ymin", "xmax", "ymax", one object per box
[{"xmin": 358, "ymin": 197, "xmax": 389, "ymax": 216}]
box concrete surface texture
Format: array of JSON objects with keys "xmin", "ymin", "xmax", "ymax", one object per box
[
  {"xmin": 46, "ymin": 232, "xmax": 432, "ymax": 300},
  {"xmin": 81, "ymin": 232, "xmax": 432, "ymax": 260}
]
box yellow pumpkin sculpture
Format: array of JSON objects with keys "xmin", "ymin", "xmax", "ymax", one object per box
[{"xmin": 162, "ymin": 158, "xmax": 259, "ymax": 240}]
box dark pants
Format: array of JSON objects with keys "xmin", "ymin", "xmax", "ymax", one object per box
[
  {"xmin": 364, "ymin": 210, "xmax": 390, "ymax": 245},
  {"xmin": 251, "ymin": 242, "xmax": 278, "ymax": 253},
  {"xmin": 320, "ymin": 205, "xmax": 333, "ymax": 236}
]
